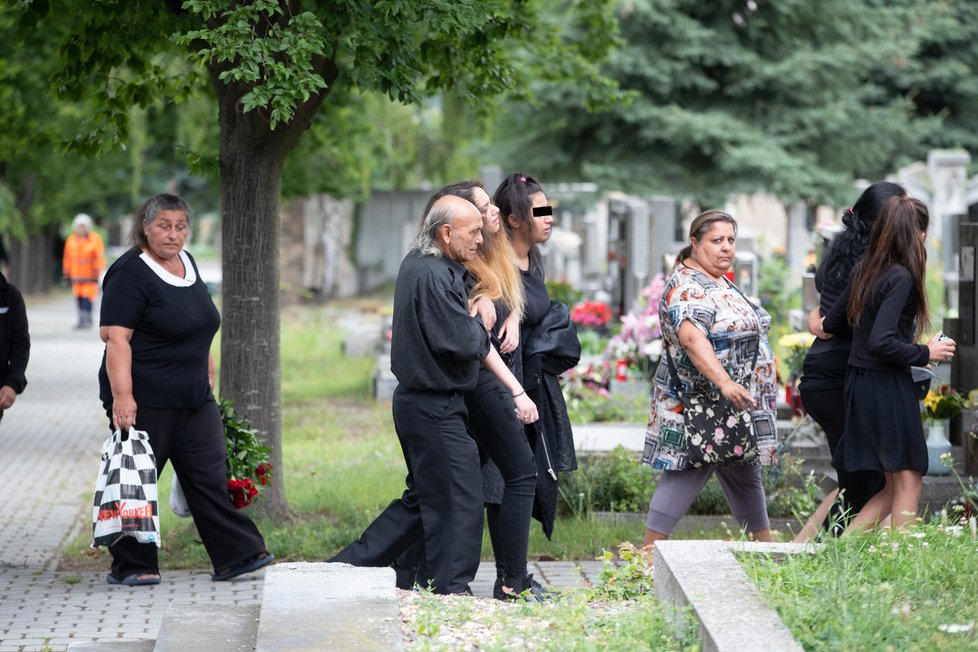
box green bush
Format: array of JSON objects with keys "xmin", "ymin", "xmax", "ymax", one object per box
[
  {"xmin": 559, "ymin": 446, "xmax": 653, "ymax": 515},
  {"xmin": 545, "ymin": 279, "xmax": 583, "ymax": 306},
  {"xmin": 577, "ymin": 328, "xmax": 609, "ymax": 356}
]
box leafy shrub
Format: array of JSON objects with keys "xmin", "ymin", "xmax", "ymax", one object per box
[
  {"xmin": 560, "ymin": 446, "xmax": 654, "ymax": 515},
  {"xmin": 577, "ymin": 328, "xmax": 610, "ymax": 356},
  {"xmin": 545, "ymin": 279, "xmax": 583, "ymax": 306},
  {"xmin": 590, "ymin": 542, "xmax": 654, "ymax": 600}
]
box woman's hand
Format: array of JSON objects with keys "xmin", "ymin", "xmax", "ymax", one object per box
[
  {"xmin": 720, "ymin": 379, "xmax": 757, "ymax": 411},
  {"xmin": 470, "ymin": 296, "xmax": 497, "ymax": 331},
  {"xmin": 808, "ymin": 308, "xmax": 832, "ymax": 340},
  {"xmin": 926, "ymin": 332, "xmax": 956, "ymax": 364},
  {"xmin": 0, "ymin": 385, "xmax": 16, "ymax": 410},
  {"xmin": 513, "ymin": 393, "xmax": 539, "ymax": 424},
  {"xmin": 112, "ymin": 394, "xmax": 138, "ymax": 432},
  {"xmin": 497, "ymin": 311, "xmax": 521, "ymax": 354}
]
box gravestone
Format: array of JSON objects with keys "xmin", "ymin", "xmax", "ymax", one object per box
[{"xmin": 945, "ymin": 221, "xmax": 978, "ymax": 473}]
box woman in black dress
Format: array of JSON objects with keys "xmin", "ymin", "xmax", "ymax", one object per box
[{"xmin": 822, "ymin": 196, "xmax": 954, "ymax": 531}]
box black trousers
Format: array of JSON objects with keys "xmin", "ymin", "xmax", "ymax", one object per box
[
  {"xmin": 332, "ymin": 387, "xmax": 482, "ymax": 594},
  {"xmin": 106, "ymin": 399, "xmax": 267, "ymax": 579},
  {"xmin": 465, "ymin": 376, "xmax": 536, "ymax": 582},
  {"xmin": 800, "ymin": 386, "xmax": 885, "ymax": 530}
]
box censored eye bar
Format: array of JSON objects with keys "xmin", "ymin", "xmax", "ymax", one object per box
[{"xmin": 532, "ymin": 206, "xmax": 553, "ymax": 217}]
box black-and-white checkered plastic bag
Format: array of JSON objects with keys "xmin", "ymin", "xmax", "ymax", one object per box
[{"xmin": 91, "ymin": 429, "xmax": 161, "ymax": 548}]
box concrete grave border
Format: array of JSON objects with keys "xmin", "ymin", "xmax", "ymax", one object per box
[{"xmin": 654, "ymin": 540, "xmax": 817, "ymax": 652}]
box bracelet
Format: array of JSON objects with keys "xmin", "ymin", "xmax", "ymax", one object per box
[{"xmin": 512, "ymin": 390, "xmax": 526, "ymax": 398}]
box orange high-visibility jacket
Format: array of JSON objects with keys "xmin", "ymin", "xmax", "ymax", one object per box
[{"xmin": 63, "ymin": 231, "xmax": 105, "ymax": 298}]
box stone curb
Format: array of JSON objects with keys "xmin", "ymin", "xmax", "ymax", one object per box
[{"xmin": 654, "ymin": 540, "xmax": 815, "ymax": 651}]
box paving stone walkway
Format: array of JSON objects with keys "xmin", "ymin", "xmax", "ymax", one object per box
[{"xmin": 0, "ymin": 294, "xmax": 609, "ymax": 652}]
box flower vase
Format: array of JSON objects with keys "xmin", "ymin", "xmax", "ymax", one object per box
[{"xmin": 926, "ymin": 420, "xmax": 952, "ymax": 475}]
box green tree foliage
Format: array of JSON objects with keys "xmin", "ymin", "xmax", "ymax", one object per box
[
  {"xmin": 881, "ymin": 0, "xmax": 978, "ymax": 159},
  {"xmin": 13, "ymin": 0, "xmax": 620, "ymax": 517},
  {"xmin": 492, "ymin": 0, "xmax": 939, "ymax": 206}
]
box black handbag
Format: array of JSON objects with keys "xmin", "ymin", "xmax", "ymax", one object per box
[{"xmin": 663, "ymin": 342, "xmax": 760, "ymax": 468}]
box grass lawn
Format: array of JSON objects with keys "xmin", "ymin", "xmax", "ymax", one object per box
[{"xmin": 741, "ymin": 522, "xmax": 978, "ymax": 650}]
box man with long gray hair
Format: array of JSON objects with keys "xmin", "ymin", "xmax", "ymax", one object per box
[{"xmin": 333, "ymin": 195, "xmax": 495, "ymax": 594}]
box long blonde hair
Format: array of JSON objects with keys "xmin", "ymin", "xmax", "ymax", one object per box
[{"xmin": 467, "ymin": 219, "xmax": 525, "ymax": 322}]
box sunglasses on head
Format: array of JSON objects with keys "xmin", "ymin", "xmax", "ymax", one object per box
[{"xmin": 532, "ymin": 205, "xmax": 553, "ymax": 217}]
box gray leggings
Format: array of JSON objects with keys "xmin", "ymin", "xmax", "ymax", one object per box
[{"xmin": 646, "ymin": 464, "xmax": 770, "ymax": 536}]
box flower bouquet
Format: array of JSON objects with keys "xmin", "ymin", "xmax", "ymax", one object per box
[
  {"xmin": 776, "ymin": 331, "xmax": 816, "ymax": 383},
  {"xmin": 923, "ymin": 384, "xmax": 968, "ymax": 422},
  {"xmin": 221, "ymin": 399, "xmax": 272, "ymax": 509}
]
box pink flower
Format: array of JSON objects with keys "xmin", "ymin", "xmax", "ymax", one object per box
[{"xmin": 734, "ymin": 445, "xmax": 743, "ymax": 456}]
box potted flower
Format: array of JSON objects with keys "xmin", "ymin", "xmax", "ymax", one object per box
[
  {"xmin": 922, "ymin": 385, "xmax": 967, "ymax": 475},
  {"xmin": 221, "ymin": 399, "xmax": 273, "ymax": 508}
]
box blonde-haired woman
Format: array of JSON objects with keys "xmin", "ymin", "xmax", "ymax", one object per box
[{"xmin": 450, "ymin": 181, "xmax": 545, "ymax": 600}]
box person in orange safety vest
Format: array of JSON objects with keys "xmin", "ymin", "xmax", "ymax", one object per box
[{"xmin": 62, "ymin": 213, "xmax": 105, "ymax": 329}]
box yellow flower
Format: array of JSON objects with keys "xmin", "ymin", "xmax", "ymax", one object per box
[{"xmin": 778, "ymin": 332, "xmax": 817, "ymax": 350}]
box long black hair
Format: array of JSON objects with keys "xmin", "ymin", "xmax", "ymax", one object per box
[
  {"xmin": 815, "ymin": 181, "xmax": 906, "ymax": 294},
  {"xmin": 846, "ymin": 196, "xmax": 930, "ymax": 336},
  {"xmin": 494, "ymin": 172, "xmax": 546, "ymax": 265}
]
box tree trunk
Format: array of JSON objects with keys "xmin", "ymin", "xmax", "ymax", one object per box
[
  {"xmin": 217, "ymin": 122, "xmax": 290, "ymax": 520},
  {"xmin": 212, "ymin": 67, "xmax": 334, "ymax": 521}
]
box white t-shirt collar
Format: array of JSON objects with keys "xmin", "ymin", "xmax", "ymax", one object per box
[{"xmin": 139, "ymin": 249, "xmax": 196, "ymax": 287}]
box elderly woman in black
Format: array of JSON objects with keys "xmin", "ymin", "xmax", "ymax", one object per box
[{"xmin": 99, "ymin": 193, "xmax": 272, "ymax": 586}]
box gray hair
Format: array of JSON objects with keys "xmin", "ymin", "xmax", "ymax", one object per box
[
  {"xmin": 410, "ymin": 202, "xmax": 455, "ymax": 257},
  {"xmin": 129, "ymin": 193, "xmax": 193, "ymax": 249}
]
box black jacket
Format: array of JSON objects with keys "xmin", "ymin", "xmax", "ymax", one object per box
[
  {"xmin": 0, "ymin": 272, "xmax": 29, "ymax": 395},
  {"xmin": 523, "ymin": 301, "xmax": 580, "ymax": 539}
]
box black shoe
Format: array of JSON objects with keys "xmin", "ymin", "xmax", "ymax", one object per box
[
  {"xmin": 529, "ymin": 575, "xmax": 559, "ymax": 599},
  {"xmin": 495, "ymin": 574, "xmax": 550, "ymax": 602},
  {"xmin": 493, "ymin": 576, "xmax": 506, "ymax": 601}
]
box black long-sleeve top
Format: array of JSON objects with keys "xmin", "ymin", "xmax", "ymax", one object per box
[
  {"xmin": 822, "ymin": 265, "xmax": 929, "ymax": 373},
  {"xmin": 391, "ymin": 251, "xmax": 490, "ymax": 392},
  {"xmin": 0, "ymin": 273, "xmax": 29, "ymax": 394},
  {"xmin": 798, "ymin": 270, "xmax": 854, "ymax": 392}
]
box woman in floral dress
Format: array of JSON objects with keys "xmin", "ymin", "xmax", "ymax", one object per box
[{"xmin": 642, "ymin": 210, "xmax": 778, "ymax": 549}]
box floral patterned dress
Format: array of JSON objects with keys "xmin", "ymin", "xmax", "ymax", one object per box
[{"xmin": 642, "ymin": 265, "xmax": 778, "ymax": 470}]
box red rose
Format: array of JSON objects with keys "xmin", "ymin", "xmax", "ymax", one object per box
[
  {"xmin": 227, "ymin": 478, "xmax": 256, "ymax": 509},
  {"xmin": 256, "ymin": 463, "xmax": 273, "ymax": 485}
]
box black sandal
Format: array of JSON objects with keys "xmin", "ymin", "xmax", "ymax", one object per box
[{"xmin": 211, "ymin": 552, "xmax": 275, "ymax": 581}]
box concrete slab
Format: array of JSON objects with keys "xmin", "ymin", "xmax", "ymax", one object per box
[
  {"xmin": 67, "ymin": 643, "xmax": 154, "ymax": 652},
  {"xmin": 654, "ymin": 540, "xmax": 812, "ymax": 652},
  {"xmin": 153, "ymin": 603, "xmax": 259, "ymax": 652},
  {"xmin": 573, "ymin": 423, "xmax": 646, "ymax": 452},
  {"xmin": 256, "ymin": 563, "xmax": 401, "ymax": 652}
]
